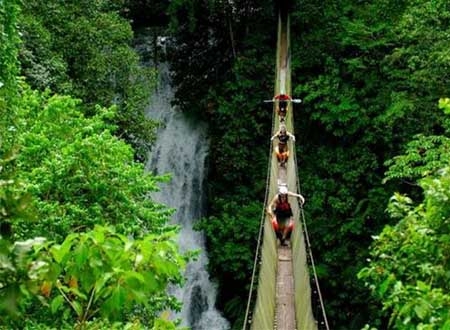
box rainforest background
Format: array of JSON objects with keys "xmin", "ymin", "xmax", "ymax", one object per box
[{"xmin": 1, "ymin": 0, "xmax": 450, "ymax": 329}]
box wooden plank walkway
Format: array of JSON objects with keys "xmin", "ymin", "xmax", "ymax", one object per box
[
  {"xmin": 275, "ymin": 245, "xmax": 296, "ymax": 330},
  {"xmin": 278, "ymin": 166, "xmax": 287, "ymax": 186}
]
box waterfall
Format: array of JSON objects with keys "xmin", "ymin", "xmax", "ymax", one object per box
[{"xmin": 145, "ymin": 65, "xmax": 230, "ymax": 330}]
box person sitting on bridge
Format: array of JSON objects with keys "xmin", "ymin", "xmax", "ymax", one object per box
[
  {"xmin": 267, "ymin": 186, "xmax": 305, "ymax": 246},
  {"xmin": 271, "ymin": 125, "xmax": 295, "ymax": 167}
]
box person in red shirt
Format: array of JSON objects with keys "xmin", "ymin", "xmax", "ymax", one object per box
[
  {"xmin": 264, "ymin": 94, "xmax": 301, "ymax": 122},
  {"xmin": 267, "ymin": 186, "xmax": 305, "ymax": 246},
  {"xmin": 273, "ymin": 94, "xmax": 292, "ymax": 121}
]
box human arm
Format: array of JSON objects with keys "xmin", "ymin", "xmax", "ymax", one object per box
[
  {"xmin": 287, "ymin": 191, "xmax": 305, "ymax": 205},
  {"xmin": 270, "ymin": 130, "xmax": 280, "ymax": 141},
  {"xmin": 287, "ymin": 132, "xmax": 296, "ymax": 142},
  {"xmin": 267, "ymin": 195, "xmax": 278, "ymax": 217}
]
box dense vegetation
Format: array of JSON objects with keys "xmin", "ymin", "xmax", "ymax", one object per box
[
  {"xmin": 2, "ymin": 0, "xmax": 450, "ymax": 329},
  {"xmin": 163, "ymin": 0, "xmax": 450, "ymax": 329},
  {"xmin": 291, "ymin": 1, "xmax": 450, "ymax": 327},
  {"xmin": 166, "ymin": 0, "xmax": 275, "ymax": 324},
  {"xmin": 19, "ymin": 0, "xmax": 159, "ymax": 161},
  {"xmin": 1, "ymin": 1, "xmax": 184, "ymax": 329}
]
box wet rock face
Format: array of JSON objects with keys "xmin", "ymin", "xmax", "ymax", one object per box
[{"xmin": 188, "ymin": 285, "xmax": 209, "ymax": 330}]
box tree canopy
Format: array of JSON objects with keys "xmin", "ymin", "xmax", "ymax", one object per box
[
  {"xmin": 1, "ymin": 2, "xmax": 185, "ymax": 328},
  {"xmin": 2, "ymin": 0, "xmax": 450, "ymax": 329}
]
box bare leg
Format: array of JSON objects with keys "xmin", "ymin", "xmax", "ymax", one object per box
[{"xmin": 278, "ymin": 224, "xmax": 285, "ymax": 245}]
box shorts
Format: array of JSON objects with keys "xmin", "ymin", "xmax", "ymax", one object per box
[{"xmin": 276, "ymin": 216, "xmax": 290, "ymax": 227}]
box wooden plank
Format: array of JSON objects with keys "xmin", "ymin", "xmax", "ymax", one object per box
[
  {"xmin": 278, "ymin": 166, "xmax": 287, "ymax": 186},
  {"xmin": 275, "ymin": 245, "xmax": 296, "ymax": 330}
]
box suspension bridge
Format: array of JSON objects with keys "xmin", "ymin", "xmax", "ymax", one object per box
[{"xmin": 242, "ymin": 4, "xmax": 329, "ymax": 330}]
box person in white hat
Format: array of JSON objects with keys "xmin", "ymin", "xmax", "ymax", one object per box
[{"xmin": 267, "ymin": 186, "xmax": 305, "ymax": 246}]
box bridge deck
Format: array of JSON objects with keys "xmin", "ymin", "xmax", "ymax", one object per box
[{"xmin": 275, "ymin": 245, "xmax": 296, "ymax": 330}]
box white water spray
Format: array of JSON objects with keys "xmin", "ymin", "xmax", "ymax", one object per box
[{"xmin": 145, "ymin": 65, "xmax": 230, "ymax": 330}]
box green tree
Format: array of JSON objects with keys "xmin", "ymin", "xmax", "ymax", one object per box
[
  {"xmin": 290, "ymin": 0, "xmax": 450, "ymax": 326},
  {"xmin": 358, "ymin": 99, "xmax": 450, "ymax": 329},
  {"xmin": 1, "ymin": 2, "xmax": 186, "ymax": 328},
  {"xmin": 358, "ymin": 175, "xmax": 450, "ymax": 329},
  {"xmin": 1, "ymin": 86, "xmax": 186, "ymax": 329},
  {"xmin": 384, "ymin": 98, "xmax": 450, "ymax": 183},
  {"xmin": 0, "ymin": 0, "xmax": 21, "ymax": 147},
  {"xmin": 1, "ymin": 225, "xmax": 185, "ymax": 329},
  {"xmin": 47, "ymin": 225, "xmax": 183, "ymax": 329},
  {"xmin": 0, "ymin": 235, "xmax": 49, "ymax": 321},
  {"xmin": 18, "ymin": 0, "xmax": 158, "ymax": 161},
  {"xmin": 12, "ymin": 86, "xmax": 171, "ymax": 241},
  {"xmin": 0, "ymin": 150, "xmax": 39, "ymax": 320},
  {"xmin": 195, "ymin": 200, "xmax": 261, "ymax": 322}
]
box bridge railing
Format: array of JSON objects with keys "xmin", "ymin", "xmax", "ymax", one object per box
[{"xmin": 247, "ymin": 7, "xmax": 319, "ymax": 330}]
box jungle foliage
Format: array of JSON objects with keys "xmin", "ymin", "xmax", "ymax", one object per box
[
  {"xmin": 18, "ymin": 0, "xmax": 158, "ymax": 161},
  {"xmin": 166, "ymin": 0, "xmax": 450, "ymax": 329},
  {"xmin": 288, "ymin": 1, "xmax": 450, "ymax": 327},
  {"xmin": 1, "ymin": 1, "xmax": 185, "ymax": 329},
  {"xmin": 359, "ymin": 99, "xmax": 450, "ymax": 329},
  {"xmin": 166, "ymin": 0, "xmax": 277, "ymax": 323},
  {"xmin": 2, "ymin": 0, "xmax": 450, "ymax": 329}
]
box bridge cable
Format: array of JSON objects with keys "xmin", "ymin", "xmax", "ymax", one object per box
[
  {"xmin": 242, "ymin": 106, "xmax": 277, "ymax": 330},
  {"xmin": 293, "ymin": 136, "xmax": 330, "ymax": 330}
]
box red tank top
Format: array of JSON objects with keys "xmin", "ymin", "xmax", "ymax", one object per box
[{"xmin": 277, "ymin": 200, "xmax": 291, "ymax": 212}]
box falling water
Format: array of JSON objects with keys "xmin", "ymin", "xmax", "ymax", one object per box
[{"xmin": 145, "ymin": 65, "xmax": 230, "ymax": 330}]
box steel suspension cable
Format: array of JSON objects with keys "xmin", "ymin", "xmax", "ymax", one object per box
[
  {"xmin": 292, "ymin": 134, "xmax": 330, "ymax": 330},
  {"xmin": 242, "ymin": 106, "xmax": 277, "ymax": 330}
]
